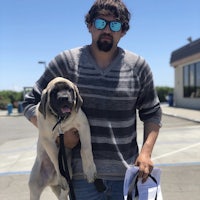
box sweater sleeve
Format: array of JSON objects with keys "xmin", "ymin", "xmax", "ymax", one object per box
[
  {"xmin": 22, "ymin": 75, "xmax": 50, "ymax": 120},
  {"xmin": 22, "ymin": 47, "xmax": 83, "ymax": 120},
  {"xmin": 136, "ymin": 57, "xmax": 162, "ymax": 126}
]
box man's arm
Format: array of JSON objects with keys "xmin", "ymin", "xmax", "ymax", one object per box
[
  {"xmin": 135, "ymin": 122, "xmax": 160, "ymax": 182},
  {"xmin": 30, "ymin": 116, "xmax": 38, "ymax": 127}
]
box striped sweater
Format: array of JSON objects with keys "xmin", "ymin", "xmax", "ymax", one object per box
[{"xmin": 23, "ymin": 45, "xmax": 162, "ymax": 180}]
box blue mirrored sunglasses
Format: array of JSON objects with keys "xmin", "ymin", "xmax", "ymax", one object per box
[{"xmin": 94, "ymin": 18, "xmax": 122, "ymax": 32}]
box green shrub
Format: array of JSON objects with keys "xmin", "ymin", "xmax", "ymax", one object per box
[
  {"xmin": 0, "ymin": 90, "xmax": 23, "ymax": 109},
  {"xmin": 156, "ymin": 86, "xmax": 173, "ymax": 102}
]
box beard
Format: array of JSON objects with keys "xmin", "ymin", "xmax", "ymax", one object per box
[{"xmin": 97, "ymin": 34, "xmax": 113, "ymax": 52}]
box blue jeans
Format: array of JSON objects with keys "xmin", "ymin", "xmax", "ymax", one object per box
[{"xmin": 72, "ymin": 179, "xmax": 124, "ymax": 200}]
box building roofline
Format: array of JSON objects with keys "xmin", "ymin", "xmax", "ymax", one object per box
[{"xmin": 170, "ymin": 38, "xmax": 200, "ymax": 66}]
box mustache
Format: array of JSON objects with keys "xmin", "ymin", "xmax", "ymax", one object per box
[{"xmin": 99, "ymin": 33, "xmax": 113, "ymax": 40}]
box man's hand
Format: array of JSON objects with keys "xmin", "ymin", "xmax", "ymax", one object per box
[
  {"xmin": 135, "ymin": 122, "xmax": 160, "ymax": 183},
  {"xmin": 30, "ymin": 116, "xmax": 38, "ymax": 127},
  {"xmin": 56, "ymin": 128, "xmax": 80, "ymax": 149},
  {"xmin": 134, "ymin": 153, "xmax": 153, "ymax": 183}
]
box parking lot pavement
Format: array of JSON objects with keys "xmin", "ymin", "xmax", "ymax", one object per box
[
  {"xmin": 160, "ymin": 164, "xmax": 200, "ymax": 200},
  {"xmin": 0, "ymin": 105, "xmax": 200, "ymax": 200},
  {"xmin": 0, "ymin": 174, "xmax": 57, "ymax": 200},
  {"xmin": 161, "ymin": 104, "xmax": 200, "ymax": 123}
]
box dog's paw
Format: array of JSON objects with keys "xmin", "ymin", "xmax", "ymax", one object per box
[
  {"xmin": 59, "ymin": 188, "xmax": 69, "ymax": 200},
  {"xmin": 81, "ymin": 149, "xmax": 97, "ymax": 182},
  {"xmin": 59, "ymin": 176, "xmax": 69, "ymax": 191},
  {"xmin": 83, "ymin": 162, "xmax": 97, "ymax": 183}
]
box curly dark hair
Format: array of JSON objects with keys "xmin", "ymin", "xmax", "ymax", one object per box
[{"xmin": 85, "ymin": 0, "xmax": 131, "ymax": 32}]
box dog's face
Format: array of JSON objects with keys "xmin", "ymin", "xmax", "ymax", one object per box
[
  {"xmin": 49, "ymin": 81, "xmax": 75, "ymax": 118},
  {"xmin": 38, "ymin": 77, "xmax": 83, "ymax": 119}
]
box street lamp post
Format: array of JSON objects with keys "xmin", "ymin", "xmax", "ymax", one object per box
[{"xmin": 38, "ymin": 61, "xmax": 47, "ymax": 69}]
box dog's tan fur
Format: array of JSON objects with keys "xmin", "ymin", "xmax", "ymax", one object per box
[{"xmin": 29, "ymin": 77, "xmax": 96, "ymax": 200}]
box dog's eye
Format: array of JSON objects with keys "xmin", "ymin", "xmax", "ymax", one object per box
[
  {"xmin": 50, "ymin": 90, "xmax": 57, "ymax": 96},
  {"xmin": 68, "ymin": 87, "xmax": 73, "ymax": 93}
]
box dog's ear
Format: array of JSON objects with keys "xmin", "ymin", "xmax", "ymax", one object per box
[
  {"xmin": 38, "ymin": 89, "xmax": 48, "ymax": 119},
  {"xmin": 73, "ymin": 85, "xmax": 83, "ymax": 112}
]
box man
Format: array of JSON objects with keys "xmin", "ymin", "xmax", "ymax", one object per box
[{"xmin": 23, "ymin": 0, "xmax": 162, "ymax": 199}]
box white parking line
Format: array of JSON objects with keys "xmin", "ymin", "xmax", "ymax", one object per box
[{"xmin": 153, "ymin": 142, "xmax": 200, "ymax": 161}]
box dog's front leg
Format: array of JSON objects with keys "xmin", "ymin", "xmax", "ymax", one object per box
[{"xmin": 77, "ymin": 111, "xmax": 97, "ymax": 182}]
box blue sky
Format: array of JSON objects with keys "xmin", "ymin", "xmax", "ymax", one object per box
[{"xmin": 0, "ymin": 0, "xmax": 200, "ymax": 91}]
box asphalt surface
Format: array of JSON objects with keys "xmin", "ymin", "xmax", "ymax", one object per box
[{"xmin": 0, "ymin": 105, "xmax": 200, "ymax": 200}]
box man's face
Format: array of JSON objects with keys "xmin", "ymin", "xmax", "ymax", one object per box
[{"xmin": 88, "ymin": 15, "xmax": 126, "ymax": 52}]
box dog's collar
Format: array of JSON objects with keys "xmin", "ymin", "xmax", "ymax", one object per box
[
  {"xmin": 52, "ymin": 116, "xmax": 64, "ymax": 132},
  {"xmin": 51, "ymin": 112, "xmax": 71, "ymax": 132},
  {"xmin": 49, "ymin": 107, "xmax": 71, "ymax": 132}
]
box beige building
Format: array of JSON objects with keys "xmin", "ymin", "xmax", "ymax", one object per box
[{"xmin": 170, "ymin": 38, "xmax": 200, "ymax": 110}]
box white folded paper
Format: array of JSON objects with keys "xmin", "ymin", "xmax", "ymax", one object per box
[{"xmin": 124, "ymin": 165, "xmax": 163, "ymax": 200}]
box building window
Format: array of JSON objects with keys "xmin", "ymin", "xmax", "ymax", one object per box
[
  {"xmin": 196, "ymin": 62, "xmax": 200, "ymax": 97},
  {"xmin": 183, "ymin": 62, "xmax": 200, "ymax": 98}
]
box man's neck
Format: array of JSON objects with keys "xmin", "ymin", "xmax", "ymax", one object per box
[{"xmin": 89, "ymin": 45, "xmax": 118, "ymax": 68}]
